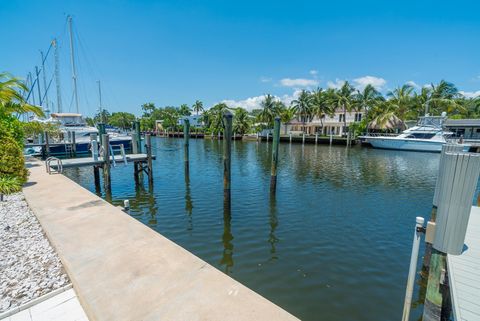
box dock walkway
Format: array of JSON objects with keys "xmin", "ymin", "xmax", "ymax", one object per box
[
  {"xmin": 447, "ymin": 206, "xmax": 480, "ymax": 321},
  {"xmin": 47, "ymin": 154, "xmax": 153, "ymax": 169},
  {"xmin": 23, "ymin": 158, "xmax": 297, "ymax": 321}
]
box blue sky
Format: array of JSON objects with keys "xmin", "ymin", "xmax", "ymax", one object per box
[{"xmin": 1, "ymin": 0, "xmax": 480, "ymax": 116}]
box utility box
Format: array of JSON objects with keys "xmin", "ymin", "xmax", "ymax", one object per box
[{"xmin": 433, "ymin": 152, "xmax": 480, "ymax": 255}]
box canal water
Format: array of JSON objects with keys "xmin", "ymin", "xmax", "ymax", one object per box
[{"xmin": 64, "ymin": 138, "xmax": 442, "ymax": 321}]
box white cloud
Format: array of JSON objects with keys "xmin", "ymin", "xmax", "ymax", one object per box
[
  {"xmin": 260, "ymin": 76, "xmax": 272, "ymax": 83},
  {"xmin": 280, "ymin": 78, "xmax": 319, "ymax": 87},
  {"xmin": 460, "ymin": 90, "xmax": 480, "ymax": 98},
  {"xmin": 406, "ymin": 80, "xmax": 420, "ymax": 89},
  {"xmin": 327, "ymin": 78, "xmax": 346, "ymax": 89},
  {"xmin": 221, "ymin": 90, "xmax": 302, "ymax": 111},
  {"xmin": 353, "ymin": 75, "xmax": 386, "ymax": 90},
  {"xmin": 309, "ymin": 70, "xmax": 318, "ymax": 76}
]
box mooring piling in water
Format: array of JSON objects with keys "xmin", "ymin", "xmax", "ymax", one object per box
[
  {"xmin": 402, "ymin": 216, "xmax": 425, "ymax": 321},
  {"xmin": 101, "ymin": 134, "xmax": 111, "ymax": 192},
  {"xmin": 270, "ymin": 117, "xmax": 281, "ymax": 194},
  {"xmin": 97, "ymin": 123, "xmax": 106, "ymax": 145},
  {"xmin": 289, "ymin": 132, "xmax": 292, "ymax": 143},
  {"xmin": 146, "ymin": 134, "xmax": 153, "ymax": 185},
  {"xmin": 423, "ymin": 152, "xmax": 480, "ymax": 321},
  {"xmin": 422, "ymin": 144, "xmax": 465, "ymax": 274},
  {"xmin": 315, "ymin": 133, "xmax": 318, "ymax": 144},
  {"xmin": 223, "ymin": 111, "xmax": 233, "ymax": 204},
  {"xmin": 302, "ymin": 133, "xmax": 305, "ymax": 144},
  {"xmin": 131, "ymin": 132, "xmax": 140, "ymax": 182},
  {"xmin": 71, "ymin": 133, "xmax": 77, "ymax": 157}
]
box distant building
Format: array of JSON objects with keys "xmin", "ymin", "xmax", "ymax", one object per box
[
  {"xmin": 283, "ymin": 109, "xmax": 364, "ymax": 136},
  {"xmin": 444, "ymin": 119, "xmax": 480, "ymax": 140},
  {"xmin": 178, "ymin": 115, "xmax": 204, "ymax": 127}
]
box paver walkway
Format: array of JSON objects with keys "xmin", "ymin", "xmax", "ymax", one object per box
[{"xmin": 5, "ymin": 289, "xmax": 88, "ymax": 321}]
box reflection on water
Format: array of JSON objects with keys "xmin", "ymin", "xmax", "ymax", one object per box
[{"xmin": 64, "ymin": 138, "xmax": 443, "ymax": 321}]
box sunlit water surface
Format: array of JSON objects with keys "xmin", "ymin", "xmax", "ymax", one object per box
[{"xmin": 64, "ymin": 138, "xmax": 447, "ymax": 321}]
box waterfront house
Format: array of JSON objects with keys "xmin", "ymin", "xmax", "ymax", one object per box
[
  {"xmin": 444, "ymin": 119, "xmax": 480, "ymax": 140},
  {"xmin": 282, "ymin": 109, "xmax": 364, "ymax": 136}
]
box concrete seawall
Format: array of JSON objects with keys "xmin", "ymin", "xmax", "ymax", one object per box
[{"xmin": 23, "ymin": 159, "xmax": 299, "ymax": 321}]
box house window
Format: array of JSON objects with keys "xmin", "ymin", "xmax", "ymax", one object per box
[
  {"xmin": 354, "ymin": 113, "xmax": 362, "ymax": 122},
  {"xmin": 476, "ymin": 128, "xmax": 480, "ymax": 133},
  {"xmin": 338, "ymin": 114, "xmax": 345, "ymax": 122}
]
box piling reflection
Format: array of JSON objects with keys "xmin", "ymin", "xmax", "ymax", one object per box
[
  {"xmin": 220, "ymin": 197, "xmax": 234, "ymax": 274},
  {"xmin": 184, "ymin": 162, "xmax": 193, "ymax": 230},
  {"xmin": 269, "ymin": 196, "xmax": 279, "ymax": 260}
]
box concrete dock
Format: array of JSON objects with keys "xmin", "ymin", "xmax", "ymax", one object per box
[
  {"xmin": 23, "ymin": 158, "xmax": 298, "ymax": 321},
  {"xmin": 447, "ymin": 206, "xmax": 480, "ymax": 321}
]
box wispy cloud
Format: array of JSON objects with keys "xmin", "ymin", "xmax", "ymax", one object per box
[
  {"xmin": 260, "ymin": 76, "xmax": 272, "ymax": 83},
  {"xmin": 353, "ymin": 75, "xmax": 386, "ymax": 90},
  {"xmin": 327, "ymin": 79, "xmax": 346, "ymax": 89},
  {"xmin": 280, "ymin": 78, "xmax": 319, "ymax": 87},
  {"xmin": 460, "ymin": 90, "xmax": 480, "ymax": 98},
  {"xmin": 309, "ymin": 70, "xmax": 318, "ymax": 76}
]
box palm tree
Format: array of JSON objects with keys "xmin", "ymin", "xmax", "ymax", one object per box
[
  {"xmin": 258, "ymin": 94, "xmax": 277, "ymax": 128},
  {"xmin": 354, "ymin": 84, "xmax": 383, "ymax": 121},
  {"xmin": 179, "ymin": 104, "xmax": 192, "ymax": 116},
  {"xmin": 192, "ymin": 100, "xmax": 204, "ymax": 115},
  {"xmin": 291, "ymin": 90, "xmax": 313, "ymax": 133},
  {"xmin": 327, "ymin": 82, "xmax": 355, "ymax": 135},
  {"xmin": 280, "ymin": 106, "xmax": 298, "ymax": 134},
  {"xmin": 427, "ymin": 80, "xmax": 464, "ymax": 115},
  {"xmin": 0, "ymin": 72, "xmax": 44, "ymax": 117},
  {"xmin": 208, "ymin": 103, "xmax": 230, "ymax": 135},
  {"xmin": 386, "ymin": 84, "xmax": 415, "ymax": 119},
  {"xmin": 233, "ymin": 108, "xmax": 251, "ymax": 135},
  {"xmin": 311, "ymin": 88, "xmax": 333, "ymax": 133}
]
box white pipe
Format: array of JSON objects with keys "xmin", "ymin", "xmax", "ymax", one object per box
[{"xmin": 402, "ymin": 216, "xmax": 425, "ymax": 321}]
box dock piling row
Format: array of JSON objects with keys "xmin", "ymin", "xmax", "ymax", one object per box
[{"xmin": 270, "ymin": 117, "xmax": 281, "ymax": 194}]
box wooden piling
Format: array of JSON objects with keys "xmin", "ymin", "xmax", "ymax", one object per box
[
  {"xmin": 93, "ymin": 166, "xmax": 101, "ymax": 192},
  {"xmin": 223, "ymin": 111, "xmax": 233, "ymax": 204},
  {"xmin": 289, "ymin": 132, "xmax": 292, "ymax": 143},
  {"xmin": 134, "ymin": 120, "xmax": 141, "ymax": 153},
  {"xmin": 146, "ymin": 134, "xmax": 153, "ymax": 185},
  {"xmin": 101, "ymin": 134, "xmax": 111, "ymax": 192},
  {"xmin": 315, "ymin": 132, "xmax": 318, "ymax": 144},
  {"xmin": 184, "ymin": 119, "xmax": 190, "ymax": 176},
  {"xmin": 44, "ymin": 131, "xmax": 50, "ymax": 158},
  {"xmin": 71, "ymin": 133, "xmax": 76, "ymax": 157},
  {"xmin": 302, "ymin": 133, "xmax": 305, "ymax": 144},
  {"xmin": 270, "ymin": 117, "xmax": 281, "ymax": 194},
  {"xmin": 97, "ymin": 123, "xmax": 106, "ymax": 145},
  {"xmin": 131, "ymin": 132, "xmax": 139, "ymax": 182}
]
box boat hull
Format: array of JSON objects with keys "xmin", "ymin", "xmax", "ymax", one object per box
[
  {"xmin": 365, "ymin": 137, "xmax": 445, "ymax": 152},
  {"xmin": 48, "ymin": 139, "xmax": 132, "ymax": 157}
]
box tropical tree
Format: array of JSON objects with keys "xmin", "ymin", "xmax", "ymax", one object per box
[
  {"xmin": 291, "ymin": 90, "xmax": 313, "ymax": 133},
  {"xmin": 192, "ymin": 100, "xmax": 204, "ymax": 115},
  {"xmin": 386, "ymin": 84, "xmax": 414, "ymax": 119},
  {"xmin": 233, "ymin": 108, "xmax": 251, "ymax": 135},
  {"xmin": 258, "ymin": 94, "xmax": 278, "ymax": 128},
  {"xmin": 279, "ymin": 106, "xmax": 298, "ymax": 134},
  {"xmin": 179, "ymin": 104, "xmax": 192, "ymax": 116},
  {"xmin": 327, "ymin": 82, "xmax": 355, "ymax": 135},
  {"xmin": 109, "ymin": 112, "xmax": 136, "ymax": 129},
  {"xmin": 427, "ymin": 80, "xmax": 465, "ymax": 115},
  {"xmin": 354, "ymin": 84, "xmax": 383, "ymax": 121},
  {"xmin": 208, "ymin": 103, "xmax": 230, "ymax": 135},
  {"xmin": 311, "ymin": 88, "xmax": 334, "ymax": 132},
  {"xmin": 0, "ymin": 72, "xmax": 44, "ymax": 117}
]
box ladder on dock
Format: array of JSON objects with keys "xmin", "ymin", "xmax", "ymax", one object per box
[{"xmin": 108, "ymin": 144, "xmax": 128, "ymax": 167}]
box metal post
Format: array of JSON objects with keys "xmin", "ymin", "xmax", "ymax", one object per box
[
  {"xmin": 146, "ymin": 134, "xmax": 153, "ymax": 185},
  {"xmin": 223, "ymin": 111, "xmax": 233, "ymax": 204},
  {"xmin": 68, "ymin": 15, "xmax": 79, "ymax": 114},
  {"xmin": 270, "ymin": 117, "xmax": 281, "ymax": 194},
  {"xmin": 134, "ymin": 121, "xmax": 141, "ymax": 153},
  {"xmin": 402, "ymin": 216, "xmax": 425, "ymax": 321},
  {"xmin": 101, "ymin": 134, "xmax": 111, "ymax": 192}
]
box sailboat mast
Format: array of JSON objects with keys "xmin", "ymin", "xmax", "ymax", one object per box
[
  {"xmin": 68, "ymin": 15, "xmax": 79, "ymax": 114},
  {"xmin": 53, "ymin": 38, "xmax": 63, "ymax": 113},
  {"xmin": 35, "ymin": 66, "xmax": 42, "ymax": 107},
  {"xmin": 40, "ymin": 50, "xmax": 50, "ymax": 116}
]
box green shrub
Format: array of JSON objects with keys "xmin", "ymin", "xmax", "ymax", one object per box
[
  {"xmin": 0, "ymin": 133, "xmax": 28, "ymax": 184},
  {"xmin": 0, "ymin": 114, "xmax": 24, "ymax": 147},
  {"xmin": 0, "ymin": 175, "xmax": 22, "ymax": 195}
]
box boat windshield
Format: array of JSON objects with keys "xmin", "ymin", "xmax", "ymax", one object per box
[
  {"xmin": 417, "ymin": 116, "xmax": 445, "ymax": 128},
  {"xmin": 405, "ymin": 133, "xmax": 437, "ymax": 139}
]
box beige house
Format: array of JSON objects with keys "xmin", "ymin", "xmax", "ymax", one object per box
[{"xmin": 284, "ymin": 109, "xmax": 364, "ymax": 136}]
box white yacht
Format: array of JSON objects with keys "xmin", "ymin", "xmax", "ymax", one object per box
[{"xmin": 360, "ymin": 113, "xmax": 470, "ymax": 153}]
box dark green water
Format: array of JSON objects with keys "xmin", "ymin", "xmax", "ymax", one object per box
[{"xmin": 64, "ymin": 138, "xmax": 443, "ymax": 321}]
